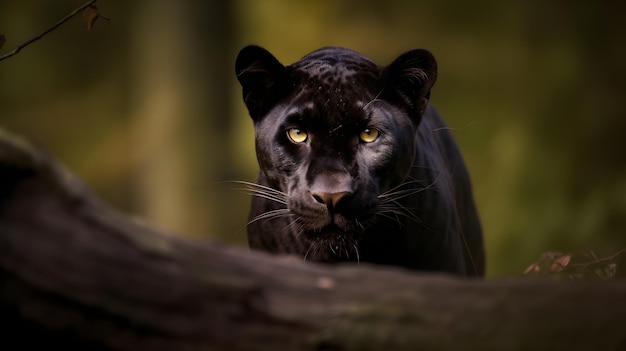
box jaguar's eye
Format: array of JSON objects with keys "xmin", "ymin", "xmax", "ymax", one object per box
[
  {"xmin": 287, "ymin": 128, "xmax": 308, "ymax": 143},
  {"xmin": 359, "ymin": 128, "xmax": 380, "ymax": 143}
]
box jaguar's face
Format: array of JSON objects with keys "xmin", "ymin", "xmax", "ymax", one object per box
[
  {"xmin": 253, "ymin": 75, "xmax": 415, "ymax": 244},
  {"xmin": 236, "ymin": 46, "xmax": 437, "ymax": 259}
]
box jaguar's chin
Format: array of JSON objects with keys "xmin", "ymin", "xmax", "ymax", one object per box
[{"xmin": 300, "ymin": 224, "xmax": 364, "ymax": 263}]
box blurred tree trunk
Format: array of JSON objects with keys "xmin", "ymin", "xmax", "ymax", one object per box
[
  {"xmin": 1, "ymin": 129, "xmax": 626, "ymax": 351},
  {"xmin": 128, "ymin": 0, "xmax": 235, "ymax": 239}
]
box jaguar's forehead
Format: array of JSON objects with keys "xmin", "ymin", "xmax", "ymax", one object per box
[{"xmin": 288, "ymin": 47, "xmax": 381, "ymax": 84}]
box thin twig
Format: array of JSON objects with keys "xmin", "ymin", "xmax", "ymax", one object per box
[
  {"xmin": 0, "ymin": 0, "xmax": 98, "ymax": 62},
  {"xmin": 558, "ymin": 248, "xmax": 626, "ymax": 273}
]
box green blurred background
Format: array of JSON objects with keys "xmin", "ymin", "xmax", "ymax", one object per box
[{"xmin": 1, "ymin": 0, "xmax": 625, "ymax": 278}]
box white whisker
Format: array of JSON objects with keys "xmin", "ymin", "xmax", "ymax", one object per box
[
  {"xmin": 247, "ymin": 209, "xmax": 292, "ymax": 225},
  {"xmin": 374, "ymin": 173, "xmax": 443, "ymax": 227},
  {"xmin": 352, "ymin": 244, "xmax": 360, "ymax": 264},
  {"xmin": 224, "ymin": 180, "xmax": 293, "ymax": 229},
  {"xmin": 378, "ymin": 205, "xmax": 423, "ymax": 225},
  {"xmin": 303, "ymin": 245, "xmax": 313, "ymax": 262},
  {"xmin": 225, "ymin": 180, "xmax": 289, "ymax": 205},
  {"xmin": 362, "ymin": 88, "xmax": 385, "ymax": 110},
  {"xmin": 378, "ymin": 172, "xmax": 441, "ymax": 201}
]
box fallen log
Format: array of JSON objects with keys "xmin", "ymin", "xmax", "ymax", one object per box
[{"xmin": 0, "ymin": 128, "xmax": 624, "ymax": 351}]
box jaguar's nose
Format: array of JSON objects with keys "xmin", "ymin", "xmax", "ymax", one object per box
[{"xmin": 311, "ymin": 191, "xmax": 351, "ymax": 212}]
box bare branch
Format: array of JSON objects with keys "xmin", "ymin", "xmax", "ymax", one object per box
[
  {"xmin": 0, "ymin": 0, "xmax": 98, "ymax": 62},
  {"xmin": 559, "ymin": 249, "xmax": 625, "ymax": 273},
  {"xmin": 524, "ymin": 249, "xmax": 625, "ymax": 280}
]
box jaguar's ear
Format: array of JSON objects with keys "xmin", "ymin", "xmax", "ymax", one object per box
[
  {"xmin": 383, "ymin": 49, "xmax": 437, "ymax": 121},
  {"xmin": 235, "ymin": 45, "xmax": 288, "ymax": 121}
]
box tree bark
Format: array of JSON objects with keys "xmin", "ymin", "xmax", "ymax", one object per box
[{"xmin": 0, "ymin": 128, "xmax": 625, "ymax": 351}]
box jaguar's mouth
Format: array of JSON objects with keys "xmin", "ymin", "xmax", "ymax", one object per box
[
  {"xmin": 295, "ymin": 206, "xmax": 372, "ymax": 232},
  {"xmin": 307, "ymin": 223, "xmax": 348, "ymax": 237},
  {"xmin": 302, "ymin": 218, "xmax": 366, "ymax": 239}
]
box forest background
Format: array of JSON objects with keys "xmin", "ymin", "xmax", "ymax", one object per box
[{"xmin": 1, "ymin": 0, "xmax": 624, "ymax": 277}]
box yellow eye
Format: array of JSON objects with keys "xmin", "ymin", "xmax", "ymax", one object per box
[
  {"xmin": 359, "ymin": 128, "xmax": 380, "ymax": 143},
  {"xmin": 287, "ymin": 128, "xmax": 308, "ymax": 143}
]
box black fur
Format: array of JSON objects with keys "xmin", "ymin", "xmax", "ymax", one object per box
[{"xmin": 235, "ymin": 46, "xmax": 485, "ymax": 276}]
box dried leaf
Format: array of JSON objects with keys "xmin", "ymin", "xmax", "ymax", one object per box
[
  {"xmin": 550, "ymin": 254, "xmax": 571, "ymax": 272},
  {"xmin": 597, "ymin": 263, "xmax": 617, "ymax": 279},
  {"xmin": 523, "ymin": 263, "xmax": 539, "ymax": 275},
  {"xmin": 0, "ymin": 34, "xmax": 5, "ymax": 50},
  {"xmin": 606, "ymin": 263, "xmax": 617, "ymax": 278},
  {"xmin": 523, "ymin": 263, "xmax": 542, "ymax": 276},
  {"xmin": 82, "ymin": 5, "xmax": 100, "ymax": 30}
]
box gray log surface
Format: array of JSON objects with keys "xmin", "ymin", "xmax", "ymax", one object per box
[{"xmin": 0, "ymin": 129, "xmax": 625, "ymax": 351}]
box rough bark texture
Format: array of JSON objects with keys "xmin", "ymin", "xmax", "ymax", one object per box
[{"xmin": 0, "ymin": 128, "xmax": 625, "ymax": 351}]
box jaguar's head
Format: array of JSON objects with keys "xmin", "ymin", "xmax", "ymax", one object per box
[{"xmin": 235, "ymin": 46, "xmax": 437, "ymax": 259}]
